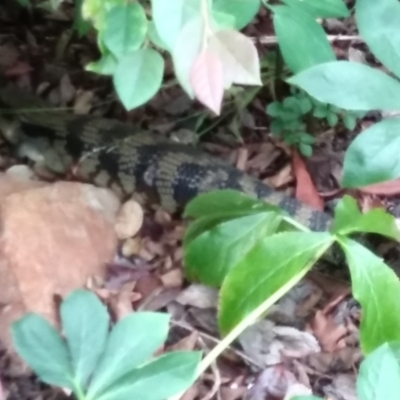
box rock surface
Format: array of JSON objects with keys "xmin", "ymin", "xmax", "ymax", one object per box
[{"xmin": 0, "ymin": 174, "xmax": 120, "ymax": 353}]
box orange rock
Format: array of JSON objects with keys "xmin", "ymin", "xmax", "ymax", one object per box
[{"xmin": 0, "ymin": 176, "xmax": 120, "ymax": 353}]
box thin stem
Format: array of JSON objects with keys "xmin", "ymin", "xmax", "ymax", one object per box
[{"xmin": 197, "ymin": 242, "xmax": 333, "ymax": 375}]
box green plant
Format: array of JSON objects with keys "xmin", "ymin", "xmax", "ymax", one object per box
[
  {"xmin": 11, "ymin": 289, "xmax": 201, "ymax": 400},
  {"xmin": 266, "ymin": 89, "xmax": 365, "ymax": 156},
  {"xmin": 171, "ymin": 188, "xmax": 400, "ymax": 397},
  {"xmin": 14, "ymin": 0, "xmax": 347, "ymax": 113},
  {"xmin": 15, "ymin": 0, "xmax": 355, "ymax": 155},
  {"xmin": 287, "ymin": 0, "xmax": 400, "ymax": 189},
  {"xmin": 182, "ymin": 189, "xmax": 400, "ymax": 353},
  {"xmin": 293, "ymin": 341, "xmax": 400, "ymax": 400}
]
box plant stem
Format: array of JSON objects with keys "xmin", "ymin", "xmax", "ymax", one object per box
[
  {"xmin": 197, "ymin": 242, "xmax": 333, "ymax": 375},
  {"xmin": 169, "ymin": 239, "xmax": 334, "ymax": 400}
]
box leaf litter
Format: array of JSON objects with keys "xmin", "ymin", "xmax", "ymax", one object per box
[{"xmin": 0, "ymin": 3, "xmax": 399, "ymax": 400}]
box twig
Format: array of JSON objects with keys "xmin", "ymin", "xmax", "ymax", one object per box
[
  {"xmin": 170, "ymin": 319, "xmax": 262, "ymax": 369},
  {"xmin": 253, "ymin": 34, "xmax": 363, "ymax": 45}
]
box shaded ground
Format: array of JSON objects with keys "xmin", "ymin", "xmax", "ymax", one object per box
[{"xmin": 0, "ymin": 2, "xmax": 397, "ymax": 400}]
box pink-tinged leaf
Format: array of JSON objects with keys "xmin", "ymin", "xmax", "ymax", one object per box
[
  {"xmin": 360, "ymin": 178, "xmax": 400, "ymax": 196},
  {"xmin": 190, "ymin": 50, "xmax": 224, "ymax": 115},
  {"xmin": 208, "ymin": 29, "xmax": 262, "ymax": 89},
  {"xmin": 172, "ymin": 16, "xmax": 205, "ymax": 98}
]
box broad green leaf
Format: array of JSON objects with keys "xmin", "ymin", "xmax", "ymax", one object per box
[
  {"xmin": 273, "ymin": 5, "xmax": 336, "ymax": 73},
  {"xmin": 103, "ymin": 3, "xmax": 147, "ymax": 59},
  {"xmin": 185, "ymin": 212, "xmax": 282, "ymax": 286},
  {"xmin": 288, "ymin": 61, "xmax": 400, "ymax": 110},
  {"xmin": 172, "ymin": 16, "xmax": 205, "ymax": 97},
  {"xmin": 184, "ymin": 215, "xmax": 240, "ymax": 248},
  {"xmin": 341, "ymin": 118, "xmax": 400, "ymax": 187},
  {"xmin": 282, "ymin": 0, "xmax": 349, "ymax": 18},
  {"xmin": 148, "ymin": 21, "xmax": 168, "ymax": 50},
  {"xmin": 332, "ymin": 195, "xmax": 400, "ymax": 240},
  {"xmin": 151, "ymin": 0, "xmax": 203, "ymax": 51},
  {"xmin": 212, "ymin": 0, "xmax": 261, "ymax": 30},
  {"xmin": 208, "ymin": 29, "xmax": 262, "ymax": 88},
  {"xmin": 218, "ymin": 231, "xmax": 332, "ymax": 334},
  {"xmin": 339, "ymin": 238, "xmax": 400, "ymax": 354},
  {"xmin": 212, "ymin": 10, "xmax": 236, "ymax": 30},
  {"xmin": 86, "ymin": 52, "xmax": 118, "ymax": 75},
  {"xmin": 357, "ymin": 342, "xmax": 400, "ymax": 400},
  {"xmin": 94, "ymin": 351, "xmax": 202, "ymax": 400},
  {"xmin": 184, "ymin": 189, "xmax": 275, "ymax": 219},
  {"xmin": 60, "ymin": 290, "xmax": 109, "ymax": 390},
  {"xmin": 87, "ymin": 312, "xmax": 170, "ymax": 399},
  {"xmin": 356, "ymin": 0, "xmax": 400, "ymax": 81},
  {"xmin": 113, "ymin": 48, "xmax": 164, "ymax": 110},
  {"xmin": 11, "ymin": 314, "xmax": 74, "ymax": 389},
  {"xmin": 82, "ymin": 0, "xmax": 125, "ymax": 30}
]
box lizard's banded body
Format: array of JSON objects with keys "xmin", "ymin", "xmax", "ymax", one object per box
[{"xmin": 0, "ymin": 84, "xmax": 332, "ymax": 231}]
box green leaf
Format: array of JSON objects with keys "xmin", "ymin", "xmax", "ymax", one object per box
[
  {"xmin": 147, "ymin": 20, "xmax": 168, "ymax": 50},
  {"xmin": 103, "ymin": 3, "xmax": 148, "ymax": 59},
  {"xmin": 266, "ymin": 102, "xmax": 283, "ymax": 117},
  {"xmin": 299, "ymin": 143, "xmax": 313, "ymax": 157},
  {"xmin": 218, "ymin": 231, "xmax": 332, "ymax": 334},
  {"xmin": 87, "ymin": 312, "xmax": 170, "ymax": 399},
  {"xmin": 338, "ymin": 238, "xmax": 400, "ymax": 354},
  {"xmin": 11, "ymin": 314, "xmax": 73, "ymax": 389},
  {"xmin": 273, "ymin": 5, "xmax": 336, "ymax": 73},
  {"xmin": 282, "ymin": 96, "xmax": 301, "ymax": 112},
  {"xmin": 151, "ymin": 0, "xmax": 202, "ymax": 51},
  {"xmin": 298, "ymin": 97, "xmax": 313, "ymax": 114},
  {"xmin": 313, "ymin": 106, "xmax": 328, "ymax": 118},
  {"xmin": 343, "ymin": 113, "xmax": 357, "ymax": 130},
  {"xmin": 332, "ymin": 195, "xmax": 400, "ymax": 240},
  {"xmin": 113, "ymin": 48, "xmax": 164, "ymax": 110},
  {"xmin": 86, "ymin": 52, "xmax": 118, "ymax": 76},
  {"xmin": 60, "ymin": 290, "xmax": 109, "ymax": 390},
  {"xmin": 73, "ymin": 0, "xmax": 91, "ymax": 37},
  {"xmin": 288, "ymin": 61, "xmax": 400, "ymax": 110},
  {"xmin": 212, "ymin": 0, "xmax": 260, "ymax": 30},
  {"xmin": 185, "ymin": 212, "xmax": 282, "ymax": 286},
  {"xmin": 81, "ymin": 0, "xmax": 126, "ymax": 30},
  {"xmin": 172, "ymin": 16, "xmax": 204, "ymax": 97},
  {"xmin": 211, "ymin": 10, "xmax": 236, "ymax": 30},
  {"xmin": 184, "ymin": 189, "xmax": 274, "ymax": 219},
  {"xmin": 282, "ymin": 0, "xmax": 349, "ymax": 18},
  {"xmin": 299, "ymin": 132, "xmax": 315, "ymax": 144},
  {"xmin": 357, "ymin": 342, "xmax": 400, "ymax": 400},
  {"xmin": 94, "ymin": 351, "xmax": 202, "ymax": 400},
  {"xmin": 341, "ymin": 118, "xmax": 400, "ymax": 187},
  {"xmin": 327, "ymin": 112, "xmax": 339, "ymax": 126},
  {"xmin": 356, "ymin": 0, "xmax": 400, "ymax": 81}
]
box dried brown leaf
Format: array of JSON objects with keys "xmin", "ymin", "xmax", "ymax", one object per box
[{"xmin": 292, "ymin": 150, "xmax": 324, "ymax": 211}]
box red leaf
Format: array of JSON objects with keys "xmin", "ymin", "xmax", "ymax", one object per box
[
  {"xmin": 292, "ymin": 150, "xmax": 324, "ymax": 211},
  {"xmin": 359, "ymin": 178, "xmax": 400, "ymax": 196},
  {"xmin": 189, "ymin": 49, "xmax": 224, "ymax": 115}
]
